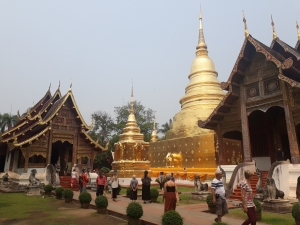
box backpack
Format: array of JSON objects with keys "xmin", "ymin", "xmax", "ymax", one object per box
[{"xmin": 79, "ymin": 175, "xmax": 84, "ymax": 185}]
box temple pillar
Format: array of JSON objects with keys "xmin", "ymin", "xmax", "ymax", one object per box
[
  {"xmin": 46, "ymin": 130, "xmax": 53, "ymax": 165},
  {"xmin": 281, "ymin": 80, "xmax": 300, "ymax": 164},
  {"xmin": 72, "ymin": 132, "xmax": 78, "ymax": 166},
  {"xmin": 9, "ymin": 151, "xmax": 15, "ymax": 171},
  {"xmin": 24, "ymin": 149, "xmax": 29, "ymax": 173},
  {"xmin": 240, "ymin": 86, "xmax": 252, "ymax": 162}
]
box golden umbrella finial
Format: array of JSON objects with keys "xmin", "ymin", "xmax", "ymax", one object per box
[
  {"xmin": 196, "ymin": 5, "xmax": 208, "ymax": 56},
  {"xmin": 130, "ymin": 79, "xmax": 134, "ymax": 113},
  {"xmin": 242, "ymin": 10, "xmax": 249, "ymax": 38},
  {"xmin": 271, "ymin": 15, "xmax": 277, "ymax": 40},
  {"xmin": 297, "ymin": 21, "xmax": 300, "ymax": 41}
]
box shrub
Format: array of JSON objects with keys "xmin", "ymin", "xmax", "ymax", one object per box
[
  {"xmin": 79, "ymin": 192, "xmax": 92, "ymax": 203},
  {"xmin": 95, "ymin": 195, "xmax": 108, "ymax": 208},
  {"xmin": 127, "ymin": 186, "xmax": 132, "ymax": 195},
  {"xmin": 292, "ymin": 203, "xmax": 300, "ymax": 220},
  {"xmin": 126, "ymin": 202, "xmax": 143, "ymax": 219},
  {"xmin": 150, "ymin": 188, "xmax": 159, "ymax": 199},
  {"xmin": 100, "ymin": 167, "xmax": 110, "ymax": 175},
  {"xmin": 55, "ymin": 187, "xmax": 64, "ymax": 197},
  {"xmin": 253, "ymin": 199, "xmax": 261, "ymax": 213},
  {"xmin": 161, "ymin": 210, "xmax": 183, "ymax": 225},
  {"xmin": 62, "ymin": 189, "xmax": 74, "ymax": 199},
  {"xmin": 206, "ymin": 194, "xmax": 216, "ymax": 208},
  {"xmin": 44, "ymin": 184, "xmax": 53, "ymax": 193}
]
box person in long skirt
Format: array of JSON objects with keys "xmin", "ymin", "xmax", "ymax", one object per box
[
  {"xmin": 141, "ymin": 170, "xmax": 152, "ymax": 204},
  {"xmin": 163, "ymin": 173, "xmax": 178, "ymax": 212},
  {"xmin": 70, "ymin": 169, "xmax": 78, "ymax": 190},
  {"xmin": 111, "ymin": 173, "xmax": 119, "ymax": 202},
  {"xmin": 130, "ymin": 175, "xmax": 138, "ymax": 202}
]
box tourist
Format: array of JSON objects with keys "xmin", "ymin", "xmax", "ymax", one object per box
[
  {"xmin": 67, "ymin": 161, "xmax": 72, "ymax": 175},
  {"xmin": 163, "ymin": 173, "xmax": 178, "ymax": 212},
  {"xmin": 211, "ymin": 167, "xmax": 228, "ymax": 223},
  {"xmin": 183, "ymin": 167, "xmax": 187, "ymax": 172},
  {"xmin": 141, "ymin": 170, "xmax": 152, "ymax": 204},
  {"xmin": 96, "ymin": 171, "xmax": 107, "ymax": 197},
  {"xmin": 71, "ymin": 169, "xmax": 78, "ymax": 190},
  {"xmin": 241, "ymin": 170, "xmax": 256, "ymax": 225},
  {"xmin": 79, "ymin": 168, "xmax": 89, "ymax": 193},
  {"xmin": 170, "ymin": 173, "xmax": 175, "ymax": 182},
  {"xmin": 276, "ymin": 147, "xmax": 285, "ymax": 161},
  {"xmin": 296, "ymin": 176, "xmax": 300, "ymax": 209},
  {"xmin": 158, "ymin": 172, "xmax": 165, "ymax": 190},
  {"xmin": 64, "ymin": 159, "xmax": 68, "ymax": 176},
  {"xmin": 130, "ymin": 175, "xmax": 138, "ymax": 202},
  {"xmin": 111, "ymin": 173, "xmax": 119, "ymax": 202}
]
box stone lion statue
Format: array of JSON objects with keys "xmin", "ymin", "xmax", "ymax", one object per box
[
  {"xmin": 2, "ymin": 173, "xmax": 9, "ymax": 182},
  {"xmin": 263, "ymin": 177, "xmax": 284, "ymax": 200},
  {"xmin": 29, "ymin": 169, "xmax": 40, "ymax": 186},
  {"xmin": 194, "ymin": 175, "xmax": 208, "ymax": 192}
]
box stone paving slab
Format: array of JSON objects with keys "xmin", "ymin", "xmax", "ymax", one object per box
[{"xmin": 73, "ymin": 190, "xmax": 269, "ymax": 225}]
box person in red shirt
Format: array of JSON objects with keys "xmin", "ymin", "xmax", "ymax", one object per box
[
  {"xmin": 79, "ymin": 168, "xmax": 89, "ymax": 193},
  {"xmin": 96, "ymin": 171, "xmax": 107, "ymax": 196}
]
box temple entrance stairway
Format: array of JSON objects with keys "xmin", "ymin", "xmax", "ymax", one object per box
[
  {"xmin": 229, "ymin": 171, "xmax": 268, "ymax": 200},
  {"xmin": 59, "ymin": 176, "xmax": 80, "ymax": 191}
]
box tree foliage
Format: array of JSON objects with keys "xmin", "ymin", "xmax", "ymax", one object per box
[
  {"xmin": 0, "ymin": 113, "xmax": 19, "ymax": 133},
  {"xmin": 158, "ymin": 118, "xmax": 172, "ymax": 140}
]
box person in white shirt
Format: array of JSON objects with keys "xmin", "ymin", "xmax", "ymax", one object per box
[{"xmin": 111, "ymin": 173, "xmax": 119, "ymax": 202}]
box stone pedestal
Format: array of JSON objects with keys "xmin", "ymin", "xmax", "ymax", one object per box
[
  {"xmin": 254, "ymin": 193, "xmax": 264, "ymax": 201},
  {"xmin": 262, "ymin": 199, "xmax": 292, "ymax": 214},
  {"xmin": 189, "ymin": 191, "xmax": 211, "ymax": 201},
  {"xmin": 26, "ymin": 186, "xmax": 41, "ymax": 196}
]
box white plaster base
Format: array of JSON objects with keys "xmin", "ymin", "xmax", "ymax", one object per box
[{"xmin": 26, "ymin": 186, "xmax": 41, "ymax": 196}]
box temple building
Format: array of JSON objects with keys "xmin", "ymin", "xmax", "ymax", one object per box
[
  {"xmin": 0, "ymin": 84, "xmax": 108, "ymax": 177},
  {"xmin": 111, "ymin": 87, "xmax": 150, "ymax": 178},
  {"xmin": 149, "ymin": 10, "xmax": 225, "ymax": 173},
  {"xmin": 199, "ymin": 15, "xmax": 300, "ymax": 171}
]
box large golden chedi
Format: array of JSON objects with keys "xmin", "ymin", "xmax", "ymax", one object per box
[
  {"xmin": 166, "ymin": 11, "xmax": 225, "ymax": 139},
  {"xmin": 112, "ymin": 89, "xmax": 150, "ymax": 178}
]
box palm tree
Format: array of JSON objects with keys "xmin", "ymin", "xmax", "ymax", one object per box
[
  {"xmin": 158, "ymin": 119, "xmax": 172, "ymax": 140},
  {"xmin": 1, "ymin": 113, "xmax": 19, "ymax": 132}
]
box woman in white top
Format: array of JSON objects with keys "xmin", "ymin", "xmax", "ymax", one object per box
[
  {"xmin": 71, "ymin": 169, "xmax": 78, "ymax": 190},
  {"xmin": 241, "ymin": 170, "xmax": 256, "ymax": 225},
  {"xmin": 111, "ymin": 173, "xmax": 119, "ymax": 202}
]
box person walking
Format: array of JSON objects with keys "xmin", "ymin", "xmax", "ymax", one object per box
[
  {"xmin": 211, "ymin": 167, "xmax": 228, "ymax": 223},
  {"xmin": 96, "ymin": 171, "xmax": 107, "ymax": 197},
  {"xmin": 130, "ymin": 175, "xmax": 138, "ymax": 202},
  {"xmin": 158, "ymin": 172, "xmax": 165, "ymax": 190},
  {"xmin": 163, "ymin": 173, "xmax": 178, "ymax": 212},
  {"xmin": 111, "ymin": 173, "xmax": 119, "ymax": 202},
  {"xmin": 241, "ymin": 170, "xmax": 256, "ymax": 225},
  {"xmin": 71, "ymin": 169, "xmax": 78, "ymax": 191},
  {"xmin": 141, "ymin": 170, "xmax": 152, "ymax": 204},
  {"xmin": 79, "ymin": 168, "xmax": 89, "ymax": 193}
]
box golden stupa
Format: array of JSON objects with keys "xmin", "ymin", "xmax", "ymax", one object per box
[
  {"xmin": 149, "ymin": 9, "xmax": 225, "ymax": 172},
  {"xmin": 111, "ymin": 87, "xmax": 151, "ymax": 178}
]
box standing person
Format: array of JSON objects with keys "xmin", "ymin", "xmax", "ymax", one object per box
[
  {"xmin": 111, "ymin": 173, "xmax": 119, "ymax": 202},
  {"xmin": 163, "ymin": 173, "xmax": 178, "ymax": 212},
  {"xmin": 67, "ymin": 161, "xmax": 72, "ymax": 175},
  {"xmin": 71, "ymin": 169, "xmax": 78, "ymax": 191},
  {"xmin": 130, "ymin": 175, "xmax": 138, "ymax": 202},
  {"xmin": 276, "ymin": 147, "xmax": 285, "ymax": 161},
  {"xmin": 141, "ymin": 170, "xmax": 152, "ymax": 204},
  {"xmin": 296, "ymin": 176, "xmax": 300, "ymax": 209},
  {"xmin": 158, "ymin": 172, "xmax": 165, "ymax": 190},
  {"xmin": 96, "ymin": 171, "xmax": 107, "ymax": 197},
  {"xmin": 241, "ymin": 170, "xmax": 256, "ymax": 225},
  {"xmin": 64, "ymin": 159, "xmax": 68, "ymax": 176},
  {"xmin": 211, "ymin": 167, "xmax": 228, "ymax": 223},
  {"xmin": 170, "ymin": 173, "xmax": 175, "ymax": 182},
  {"xmin": 79, "ymin": 168, "xmax": 89, "ymax": 194}
]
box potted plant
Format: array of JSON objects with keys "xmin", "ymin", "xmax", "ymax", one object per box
[
  {"xmin": 62, "ymin": 188, "xmax": 74, "ymax": 203},
  {"xmin": 79, "ymin": 192, "xmax": 92, "ymax": 209},
  {"xmin": 95, "ymin": 195, "xmax": 108, "ymax": 214},
  {"xmin": 150, "ymin": 188, "xmax": 159, "ymax": 203},
  {"xmin": 162, "ymin": 210, "xmax": 183, "ymax": 225},
  {"xmin": 44, "ymin": 184, "xmax": 53, "ymax": 196},
  {"xmin": 55, "ymin": 187, "xmax": 64, "ymax": 199},
  {"xmin": 292, "ymin": 203, "xmax": 300, "ymax": 225},
  {"xmin": 253, "ymin": 199, "xmax": 262, "ymax": 221},
  {"xmin": 126, "ymin": 202, "xmax": 143, "ymax": 225},
  {"xmin": 126, "ymin": 186, "xmax": 132, "ymax": 198},
  {"xmin": 206, "ymin": 194, "xmax": 216, "ymax": 214}
]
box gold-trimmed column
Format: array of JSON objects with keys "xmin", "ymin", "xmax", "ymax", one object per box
[{"xmin": 47, "ymin": 130, "xmax": 53, "ymax": 165}]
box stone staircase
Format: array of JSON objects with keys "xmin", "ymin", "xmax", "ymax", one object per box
[
  {"xmin": 59, "ymin": 176, "xmax": 76, "ymax": 190},
  {"xmin": 229, "ymin": 171, "xmax": 268, "ymax": 200}
]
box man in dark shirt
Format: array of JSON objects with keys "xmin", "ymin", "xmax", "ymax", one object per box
[{"xmin": 276, "ymin": 148, "xmax": 284, "ymax": 161}]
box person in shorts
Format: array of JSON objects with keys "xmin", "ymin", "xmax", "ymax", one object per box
[{"xmin": 211, "ymin": 166, "xmax": 228, "ymax": 223}]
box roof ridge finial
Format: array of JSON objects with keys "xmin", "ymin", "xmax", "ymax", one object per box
[
  {"xmin": 196, "ymin": 5, "xmax": 208, "ymax": 57},
  {"xmin": 130, "ymin": 79, "xmax": 134, "ymax": 113},
  {"xmin": 48, "ymin": 83, "xmax": 51, "ymax": 92},
  {"xmin": 58, "ymin": 80, "xmax": 60, "ymax": 89},
  {"xmin": 242, "ymin": 10, "xmax": 249, "ymax": 38},
  {"xmin": 297, "ymin": 21, "xmax": 300, "ymax": 41},
  {"xmin": 69, "ymin": 79, "xmax": 72, "ymax": 91},
  {"xmin": 271, "ymin": 15, "xmax": 277, "ymax": 40}
]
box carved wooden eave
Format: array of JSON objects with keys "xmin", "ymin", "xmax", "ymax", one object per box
[
  {"xmin": 296, "ymin": 40, "xmax": 300, "ymax": 52},
  {"xmin": 278, "ymin": 73, "xmax": 300, "ymax": 88},
  {"xmin": 271, "ymin": 38, "xmax": 300, "ymax": 60},
  {"xmin": 80, "ymin": 129, "xmax": 108, "ymax": 151}
]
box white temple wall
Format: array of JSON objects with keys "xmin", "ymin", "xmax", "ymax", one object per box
[
  {"xmin": 4, "ymin": 152, "xmax": 10, "ymax": 172},
  {"xmin": 252, "ymin": 157, "xmax": 271, "ymax": 171},
  {"xmin": 272, "ymin": 163, "xmax": 290, "ymax": 198}
]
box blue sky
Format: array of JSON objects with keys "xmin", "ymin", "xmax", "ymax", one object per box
[{"xmin": 0, "ymin": 1, "xmax": 300, "ymax": 128}]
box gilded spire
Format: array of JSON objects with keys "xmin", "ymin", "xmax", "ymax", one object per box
[
  {"xmin": 151, "ymin": 112, "xmax": 157, "ymax": 142},
  {"xmin": 242, "ymin": 10, "xmax": 249, "ymax": 38},
  {"xmin": 271, "ymin": 15, "xmax": 277, "ymax": 40},
  {"xmin": 196, "ymin": 6, "xmax": 208, "ymax": 56},
  {"xmin": 130, "ymin": 81, "xmax": 134, "ymax": 113},
  {"xmin": 297, "ymin": 21, "xmax": 300, "ymax": 41}
]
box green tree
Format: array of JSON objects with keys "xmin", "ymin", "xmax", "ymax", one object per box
[
  {"xmin": 114, "ymin": 101, "xmax": 156, "ymax": 142},
  {"xmin": 158, "ymin": 119, "xmax": 172, "ymax": 140},
  {"xmin": 0, "ymin": 113, "xmax": 19, "ymax": 133}
]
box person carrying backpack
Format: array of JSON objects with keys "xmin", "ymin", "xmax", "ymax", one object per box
[{"xmin": 79, "ymin": 168, "xmax": 89, "ymax": 193}]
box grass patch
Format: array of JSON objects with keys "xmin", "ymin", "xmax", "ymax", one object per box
[
  {"xmin": 228, "ymin": 208, "xmax": 295, "ymax": 225},
  {"xmin": 177, "ymin": 186, "xmax": 195, "ymax": 192}
]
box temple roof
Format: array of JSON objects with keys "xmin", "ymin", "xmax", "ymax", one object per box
[{"xmin": 199, "ymin": 32, "xmax": 300, "ymax": 129}]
